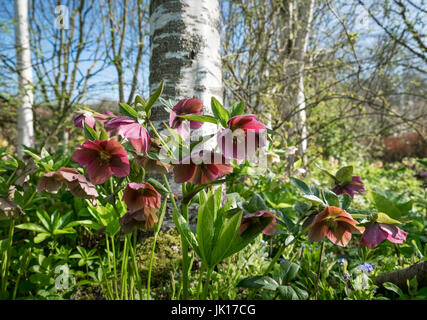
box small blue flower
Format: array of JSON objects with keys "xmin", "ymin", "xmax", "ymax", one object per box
[
  {"xmin": 373, "ymin": 289, "xmax": 377, "ymax": 294},
  {"xmin": 280, "ymin": 259, "xmax": 287, "ymax": 263},
  {"xmin": 344, "ymin": 273, "xmax": 351, "ymax": 280},
  {"xmin": 325, "ymin": 253, "xmax": 330, "ymax": 259},
  {"xmin": 301, "ymin": 244, "xmax": 306, "ymax": 249},
  {"xmin": 338, "ymin": 258, "xmax": 346, "ymax": 263},
  {"xmin": 357, "ymin": 263, "xmax": 374, "ymax": 273}
]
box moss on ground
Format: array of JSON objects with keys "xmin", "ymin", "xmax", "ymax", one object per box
[{"xmin": 135, "ymin": 228, "xmax": 182, "ymax": 286}]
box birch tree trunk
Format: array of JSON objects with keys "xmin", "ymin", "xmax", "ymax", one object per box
[
  {"xmin": 149, "ymin": 0, "xmax": 222, "ymax": 129},
  {"xmin": 149, "ymin": 0, "xmax": 223, "ymax": 196},
  {"xmin": 14, "ymin": 0, "xmax": 34, "ymax": 158},
  {"xmin": 282, "ymin": 0, "xmax": 314, "ymax": 165}
]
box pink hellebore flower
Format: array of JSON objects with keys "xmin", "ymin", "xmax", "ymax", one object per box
[
  {"xmin": 122, "ymin": 182, "xmax": 161, "ymax": 213},
  {"xmin": 173, "ymin": 151, "xmax": 233, "ymax": 185},
  {"xmin": 105, "ymin": 116, "xmax": 151, "ymax": 153},
  {"xmin": 72, "ymin": 139, "xmax": 130, "ymax": 185},
  {"xmin": 217, "ymin": 114, "xmax": 267, "ymax": 160},
  {"xmin": 120, "ymin": 182, "xmax": 161, "ymax": 233},
  {"xmin": 239, "ymin": 211, "xmax": 277, "ymax": 236},
  {"xmin": 37, "ymin": 167, "xmax": 98, "ymax": 204},
  {"xmin": 333, "ymin": 176, "xmax": 365, "ymax": 199},
  {"xmin": 308, "ymin": 206, "xmax": 364, "ymax": 247},
  {"xmin": 360, "ymin": 223, "xmax": 407, "ymax": 249},
  {"xmin": 169, "ymin": 98, "xmax": 204, "ymax": 139},
  {"xmin": 73, "ymin": 113, "xmax": 96, "ymax": 129}
]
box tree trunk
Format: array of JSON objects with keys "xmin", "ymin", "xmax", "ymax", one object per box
[
  {"xmin": 375, "ymin": 260, "xmax": 427, "ymax": 292},
  {"xmin": 282, "ymin": 0, "xmax": 314, "ymax": 165},
  {"xmin": 149, "ymin": 0, "xmax": 223, "ymax": 193},
  {"xmin": 149, "ymin": 0, "xmax": 222, "ymax": 123},
  {"xmin": 14, "ymin": 0, "xmax": 34, "ymax": 157}
]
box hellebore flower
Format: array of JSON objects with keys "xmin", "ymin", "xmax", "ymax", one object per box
[
  {"xmin": 359, "ymin": 223, "xmax": 407, "ymax": 249},
  {"xmin": 73, "ymin": 113, "xmax": 96, "ymax": 129},
  {"xmin": 105, "ymin": 116, "xmax": 151, "ymax": 153},
  {"xmin": 308, "ymin": 206, "xmax": 364, "ymax": 247},
  {"xmin": 169, "ymin": 98, "xmax": 204, "ymax": 139},
  {"xmin": 72, "ymin": 139, "xmax": 130, "ymax": 185},
  {"xmin": 217, "ymin": 114, "xmax": 267, "ymax": 160},
  {"xmin": 122, "ymin": 182, "xmax": 161, "ymax": 213},
  {"xmin": 333, "ymin": 176, "xmax": 365, "ymax": 199},
  {"xmin": 37, "ymin": 167, "xmax": 98, "ymax": 203},
  {"xmin": 173, "ymin": 151, "xmax": 233, "ymax": 185},
  {"xmin": 133, "ymin": 139, "xmax": 170, "ymax": 175},
  {"xmin": 238, "ymin": 210, "xmax": 277, "ymax": 236},
  {"xmin": 120, "ymin": 182, "xmax": 161, "ymax": 233}
]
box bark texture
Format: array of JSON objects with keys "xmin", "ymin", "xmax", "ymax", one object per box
[
  {"xmin": 375, "ymin": 260, "xmax": 427, "ymax": 292},
  {"xmin": 150, "ymin": 0, "xmax": 223, "ymax": 119},
  {"xmin": 14, "ymin": 0, "xmax": 34, "ymax": 157}
]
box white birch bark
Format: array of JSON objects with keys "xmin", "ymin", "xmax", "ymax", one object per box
[
  {"xmin": 14, "ymin": 0, "xmax": 34, "ymax": 158},
  {"xmin": 149, "ymin": 0, "xmax": 222, "ymax": 140},
  {"xmin": 283, "ymin": 0, "xmax": 314, "ymax": 165}
]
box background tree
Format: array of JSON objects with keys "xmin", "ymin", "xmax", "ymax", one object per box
[{"xmin": 14, "ymin": 0, "xmax": 34, "ymax": 157}]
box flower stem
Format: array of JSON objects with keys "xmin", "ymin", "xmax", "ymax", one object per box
[
  {"xmin": 314, "ymin": 241, "xmax": 325, "ymax": 300},
  {"xmin": 201, "ymin": 267, "xmax": 214, "ymax": 300},
  {"xmin": 148, "ymin": 120, "xmax": 175, "ymax": 160},
  {"xmin": 181, "ymin": 200, "xmax": 190, "ymax": 300},
  {"xmin": 110, "ymin": 235, "xmax": 119, "ymax": 299}
]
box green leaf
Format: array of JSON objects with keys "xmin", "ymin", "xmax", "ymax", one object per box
[
  {"xmin": 119, "ymin": 102, "xmax": 138, "ymax": 119},
  {"xmin": 373, "ymin": 212, "xmax": 401, "ymax": 225},
  {"xmin": 302, "ymin": 195, "xmax": 324, "ymax": 206},
  {"xmin": 210, "ymin": 210, "xmax": 242, "ymax": 266},
  {"xmin": 338, "ymin": 193, "xmax": 352, "ymax": 210},
  {"xmin": 244, "ymin": 193, "xmax": 268, "ymax": 213},
  {"xmin": 335, "ymin": 166, "xmax": 353, "ymax": 184},
  {"xmin": 84, "ymin": 122, "xmax": 99, "ymax": 140},
  {"xmin": 278, "ymin": 285, "xmax": 308, "ymax": 300},
  {"xmin": 237, "ymin": 276, "xmax": 279, "ymax": 291},
  {"xmin": 177, "ymin": 114, "xmax": 219, "ymax": 124},
  {"xmin": 290, "ymin": 177, "xmax": 311, "ymax": 195},
  {"xmin": 369, "ymin": 191, "xmax": 402, "ymax": 219},
  {"xmin": 322, "ymin": 189, "xmax": 340, "ymax": 207},
  {"xmin": 315, "ymin": 163, "xmax": 339, "ymax": 182},
  {"xmin": 279, "ymin": 261, "xmax": 300, "ymax": 283},
  {"xmin": 15, "ymin": 223, "xmax": 47, "ymax": 233},
  {"xmin": 211, "ymin": 97, "xmax": 230, "ymax": 128},
  {"xmin": 147, "ymin": 178, "xmax": 169, "ymax": 195},
  {"xmin": 225, "ymin": 215, "xmax": 272, "ymax": 258},
  {"xmin": 230, "ymin": 101, "xmax": 244, "ymax": 117},
  {"xmin": 34, "ymin": 233, "xmax": 51, "ymax": 244},
  {"xmin": 145, "ymin": 81, "xmax": 164, "ymax": 116},
  {"xmin": 197, "ymin": 191, "xmax": 216, "ymax": 264},
  {"xmin": 383, "ymin": 282, "xmax": 404, "ymax": 297},
  {"xmin": 172, "ymin": 205, "xmax": 201, "ymax": 257}
]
